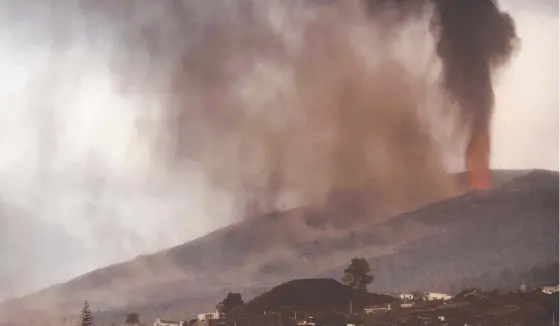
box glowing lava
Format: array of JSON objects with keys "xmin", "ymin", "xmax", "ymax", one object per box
[{"xmin": 466, "ymin": 128, "xmax": 491, "ymax": 190}]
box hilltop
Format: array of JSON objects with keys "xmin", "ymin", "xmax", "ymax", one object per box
[{"xmin": 238, "ymin": 278, "xmax": 396, "ymax": 314}]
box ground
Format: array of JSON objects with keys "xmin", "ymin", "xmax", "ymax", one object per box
[{"xmin": 358, "ymin": 291, "xmax": 558, "ymax": 326}]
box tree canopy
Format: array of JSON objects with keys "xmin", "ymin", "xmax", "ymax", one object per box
[
  {"xmin": 217, "ymin": 292, "xmax": 244, "ymax": 315},
  {"xmin": 342, "ymin": 257, "xmax": 374, "ymax": 291},
  {"xmin": 125, "ymin": 312, "xmax": 140, "ymax": 326},
  {"xmin": 412, "ymin": 291, "xmax": 428, "ymax": 301}
]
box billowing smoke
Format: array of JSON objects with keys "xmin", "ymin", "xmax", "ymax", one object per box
[
  {"xmin": 0, "ymin": 0, "xmax": 519, "ymax": 261},
  {"xmin": 367, "ymin": 0, "xmax": 519, "ymax": 189},
  {"xmin": 430, "ymin": 0, "xmax": 519, "ymax": 189},
  {"xmin": 34, "ymin": 0, "xmax": 517, "ymax": 218},
  {"xmin": 0, "ymin": 0, "xmax": 521, "ymax": 285},
  {"xmin": 75, "ymin": 0, "xmax": 459, "ymax": 219}
]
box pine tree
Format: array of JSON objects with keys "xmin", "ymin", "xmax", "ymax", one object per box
[{"xmin": 79, "ymin": 300, "xmax": 94, "ymax": 326}]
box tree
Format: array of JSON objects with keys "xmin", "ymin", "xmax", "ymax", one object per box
[
  {"xmin": 412, "ymin": 291, "xmax": 427, "ymax": 301},
  {"xmin": 217, "ymin": 292, "xmax": 244, "ymax": 315},
  {"xmin": 79, "ymin": 300, "xmax": 94, "ymax": 326},
  {"xmin": 342, "ymin": 257, "xmax": 374, "ymax": 291},
  {"xmin": 125, "ymin": 312, "xmax": 140, "ymax": 326}
]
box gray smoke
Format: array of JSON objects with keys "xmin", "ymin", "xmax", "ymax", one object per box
[{"xmin": 65, "ymin": 0, "xmax": 459, "ymax": 217}]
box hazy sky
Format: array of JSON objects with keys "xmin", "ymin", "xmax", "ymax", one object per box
[
  {"xmin": 0, "ymin": 0, "xmax": 557, "ymax": 300},
  {"xmin": 492, "ymin": 0, "xmax": 559, "ymax": 171}
]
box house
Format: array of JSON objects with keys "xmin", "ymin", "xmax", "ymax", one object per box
[
  {"xmin": 398, "ymin": 293, "xmax": 414, "ymax": 300},
  {"xmin": 537, "ymin": 285, "xmax": 559, "ymax": 294},
  {"xmin": 364, "ymin": 303, "xmax": 392, "ymax": 313},
  {"xmin": 296, "ymin": 316, "xmax": 316, "ymax": 325},
  {"xmin": 426, "ymin": 292, "xmax": 452, "ymax": 301},
  {"xmin": 197, "ymin": 310, "xmax": 220, "ymax": 321},
  {"xmin": 153, "ymin": 318, "xmax": 185, "ymax": 326}
]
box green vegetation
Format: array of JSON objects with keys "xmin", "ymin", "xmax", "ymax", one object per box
[{"xmin": 342, "ymin": 257, "xmax": 374, "ymax": 291}]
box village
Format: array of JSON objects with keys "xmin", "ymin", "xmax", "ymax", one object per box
[
  {"xmin": 148, "ymin": 285, "xmax": 558, "ymax": 326},
  {"xmin": 154, "ymin": 290, "xmax": 455, "ymax": 326},
  {"xmin": 88, "ymin": 259, "xmax": 558, "ymax": 326}
]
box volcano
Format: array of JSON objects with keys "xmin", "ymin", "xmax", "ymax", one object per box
[{"xmin": 0, "ymin": 169, "xmax": 557, "ymax": 326}]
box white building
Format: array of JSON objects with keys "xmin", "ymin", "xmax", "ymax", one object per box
[
  {"xmin": 153, "ymin": 318, "xmax": 184, "ymax": 326},
  {"xmin": 540, "ymin": 285, "xmax": 559, "ymax": 294},
  {"xmin": 364, "ymin": 303, "xmax": 392, "ymax": 313},
  {"xmin": 197, "ymin": 310, "xmax": 220, "ymax": 321},
  {"xmin": 399, "ymin": 293, "xmax": 414, "ymax": 300},
  {"xmin": 426, "ymin": 292, "xmax": 452, "ymax": 301}
]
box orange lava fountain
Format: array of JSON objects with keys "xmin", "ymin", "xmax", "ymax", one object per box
[{"xmin": 466, "ymin": 128, "xmax": 491, "ymax": 190}]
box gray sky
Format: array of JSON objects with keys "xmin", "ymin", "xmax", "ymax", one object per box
[
  {"xmin": 0, "ymin": 0, "xmax": 557, "ymax": 300},
  {"xmin": 491, "ymin": 0, "xmax": 558, "ymax": 171}
]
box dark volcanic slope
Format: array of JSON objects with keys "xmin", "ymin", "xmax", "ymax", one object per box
[
  {"xmin": 0, "ymin": 170, "xmax": 556, "ymax": 325},
  {"xmin": 238, "ymin": 278, "xmax": 396, "ymax": 314},
  {"xmin": 318, "ymin": 170, "xmax": 559, "ymax": 292}
]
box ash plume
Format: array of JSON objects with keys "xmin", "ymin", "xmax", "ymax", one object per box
[
  {"xmin": 0, "ymin": 0, "xmax": 518, "ymax": 222},
  {"xmin": 68, "ymin": 0, "xmax": 518, "ymax": 217},
  {"xmin": 429, "ymin": 0, "xmax": 519, "ymax": 188},
  {"xmin": 366, "ymin": 0, "xmax": 519, "ymax": 189},
  {"xmin": 79, "ymin": 0, "xmax": 459, "ymax": 219}
]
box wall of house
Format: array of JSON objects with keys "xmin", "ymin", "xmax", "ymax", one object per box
[
  {"xmin": 399, "ymin": 293, "xmax": 414, "ymax": 300},
  {"xmin": 426, "ymin": 293, "xmax": 452, "ymax": 300},
  {"xmin": 153, "ymin": 319, "xmax": 183, "ymax": 326},
  {"xmin": 197, "ymin": 311, "xmax": 219, "ymax": 321}
]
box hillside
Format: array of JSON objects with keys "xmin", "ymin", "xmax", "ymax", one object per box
[
  {"xmin": 0, "ymin": 169, "xmax": 556, "ymax": 325},
  {"xmin": 316, "ymin": 170, "xmax": 558, "ymax": 292},
  {"xmin": 364, "ymin": 291, "xmax": 558, "ymax": 326},
  {"xmin": 0, "ymin": 203, "xmax": 87, "ymax": 301},
  {"xmin": 238, "ymin": 278, "xmax": 396, "ymax": 314}
]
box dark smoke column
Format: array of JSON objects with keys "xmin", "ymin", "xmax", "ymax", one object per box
[{"xmin": 430, "ymin": 0, "xmax": 518, "ymax": 189}]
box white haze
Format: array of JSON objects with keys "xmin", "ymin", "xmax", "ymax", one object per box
[{"xmin": 0, "ymin": 0, "xmax": 557, "ymax": 300}]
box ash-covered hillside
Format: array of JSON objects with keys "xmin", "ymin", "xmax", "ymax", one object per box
[{"xmin": 317, "ymin": 170, "xmax": 558, "ymax": 293}]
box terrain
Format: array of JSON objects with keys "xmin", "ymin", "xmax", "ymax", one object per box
[
  {"xmin": 228, "ymin": 285, "xmax": 559, "ymax": 326},
  {"xmin": 0, "ymin": 169, "xmax": 557, "ymax": 325},
  {"xmin": 237, "ymin": 278, "xmax": 396, "ymax": 314},
  {"xmin": 361, "ymin": 291, "xmax": 559, "ymax": 326}
]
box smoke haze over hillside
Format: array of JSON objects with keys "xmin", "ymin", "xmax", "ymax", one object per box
[{"xmin": 0, "ymin": 0, "xmax": 557, "ymax": 300}]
